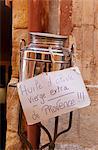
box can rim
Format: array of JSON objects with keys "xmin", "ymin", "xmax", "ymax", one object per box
[{"xmin": 29, "ymin": 32, "xmax": 68, "ymax": 39}]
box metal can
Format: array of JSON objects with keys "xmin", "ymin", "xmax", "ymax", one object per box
[
  {"xmin": 20, "ymin": 32, "xmax": 72, "ymax": 81},
  {"xmin": 19, "ymin": 32, "xmax": 73, "ymax": 149}
]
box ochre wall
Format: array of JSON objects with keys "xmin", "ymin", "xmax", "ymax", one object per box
[
  {"xmin": 11, "ymin": 0, "xmax": 28, "ymax": 78},
  {"xmin": 6, "ymin": 1, "xmax": 28, "ymax": 149},
  {"xmin": 72, "ymin": 0, "xmax": 98, "ymax": 149},
  {"xmin": 6, "ymin": 0, "xmax": 98, "ymax": 149}
]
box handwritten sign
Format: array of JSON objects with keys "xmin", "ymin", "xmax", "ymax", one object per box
[{"xmin": 17, "ymin": 67, "xmax": 91, "ymax": 125}]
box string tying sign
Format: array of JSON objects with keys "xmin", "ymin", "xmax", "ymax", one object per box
[{"xmin": 17, "ymin": 67, "xmax": 91, "ymax": 125}]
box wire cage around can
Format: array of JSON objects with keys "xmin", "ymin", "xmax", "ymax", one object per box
[{"xmin": 18, "ymin": 32, "xmax": 74, "ymax": 150}]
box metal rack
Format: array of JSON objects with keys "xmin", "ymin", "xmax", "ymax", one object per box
[
  {"xmin": 18, "ymin": 104, "xmax": 73, "ymax": 150},
  {"xmin": 18, "ymin": 33, "xmax": 74, "ymax": 150}
]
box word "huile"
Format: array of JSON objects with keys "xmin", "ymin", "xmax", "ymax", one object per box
[
  {"xmin": 18, "ymin": 80, "xmax": 43, "ymax": 96},
  {"xmin": 18, "ymin": 73, "xmax": 74, "ymax": 96}
]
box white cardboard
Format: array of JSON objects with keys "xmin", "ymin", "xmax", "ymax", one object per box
[{"xmin": 17, "ymin": 67, "xmax": 91, "ymax": 125}]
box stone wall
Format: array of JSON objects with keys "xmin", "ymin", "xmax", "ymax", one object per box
[
  {"xmin": 71, "ymin": 0, "xmax": 98, "ymax": 149},
  {"xmin": 6, "ymin": 0, "xmax": 98, "ymax": 149},
  {"xmin": 6, "ymin": 0, "xmax": 28, "ymax": 149},
  {"xmin": 12, "ymin": 0, "xmax": 28, "ymax": 78}
]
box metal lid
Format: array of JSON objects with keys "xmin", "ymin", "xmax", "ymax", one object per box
[
  {"xmin": 30, "ymin": 32, "xmax": 68, "ymax": 39},
  {"xmin": 29, "ymin": 32, "xmax": 68, "ymax": 48}
]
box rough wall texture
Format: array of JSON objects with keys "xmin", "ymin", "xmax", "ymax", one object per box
[
  {"xmin": 6, "ymin": 0, "xmax": 98, "ymax": 150},
  {"xmin": 12, "ymin": 0, "xmax": 28, "ymax": 78},
  {"xmin": 71, "ymin": 0, "xmax": 98, "ymax": 149},
  {"xmin": 6, "ymin": 81, "xmax": 22, "ymax": 150},
  {"xmin": 6, "ymin": 0, "xmax": 28, "ymax": 149}
]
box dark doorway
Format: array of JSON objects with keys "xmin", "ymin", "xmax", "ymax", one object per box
[{"xmin": 0, "ymin": 0, "xmax": 12, "ymax": 149}]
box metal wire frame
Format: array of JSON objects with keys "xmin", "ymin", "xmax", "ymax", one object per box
[
  {"xmin": 8, "ymin": 81, "xmax": 73, "ymax": 150},
  {"xmin": 39, "ymin": 112, "xmax": 73, "ymax": 150},
  {"xmin": 18, "ymin": 103, "xmax": 73, "ymax": 150},
  {"xmin": 18, "ymin": 41, "xmax": 74, "ymax": 149}
]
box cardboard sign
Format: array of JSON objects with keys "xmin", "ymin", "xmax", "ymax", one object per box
[{"xmin": 17, "ymin": 67, "xmax": 91, "ymax": 125}]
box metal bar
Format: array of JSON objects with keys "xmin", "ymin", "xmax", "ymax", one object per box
[
  {"xmin": 40, "ymin": 124, "xmax": 52, "ymax": 142},
  {"xmin": 55, "ymin": 111, "xmax": 73, "ymax": 140},
  {"xmin": 23, "ymin": 58, "xmax": 69, "ymax": 64},
  {"xmin": 39, "ymin": 112, "xmax": 73, "ymax": 150},
  {"xmin": 53, "ymin": 116, "xmax": 59, "ymax": 141},
  {"xmin": 18, "ymin": 104, "xmax": 33, "ymax": 150},
  {"xmin": 26, "ymin": 47, "xmax": 64, "ymax": 52},
  {"xmin": 18, "ymin": 106, "xmax": 73, "ymax": 149},
  {"xmin": 39, "ymin": 143, "xmax": 50, "ymax": 150}
]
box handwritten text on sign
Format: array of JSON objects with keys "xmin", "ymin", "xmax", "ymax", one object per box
[{"xmin": 17, "ymin": 67, "xmax": 91, "ymax": 125}]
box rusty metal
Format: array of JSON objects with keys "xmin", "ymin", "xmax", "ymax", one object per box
[
  {"xmin": 28, "ymin": 0, "xmax": 43, "ymax": 33},
  {"xmin": 28, "ymin": 1, "xmax": 44, "ymax": 148}
]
